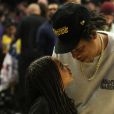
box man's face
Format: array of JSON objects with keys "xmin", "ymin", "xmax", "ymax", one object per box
[
  {"xmin": 48, "ymin": 4, "xmax": 58, "ymax": 18},
  {"xmin": 71, "ymin": 38, "xmax": 98, "ymax": 62}
]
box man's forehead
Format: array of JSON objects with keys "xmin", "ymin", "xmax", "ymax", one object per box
[{"xmin": 48, "ymin": 4, "xmax": 58, "ymax": 9}]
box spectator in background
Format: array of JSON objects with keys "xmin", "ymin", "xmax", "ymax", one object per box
[
  {"xmin": 0, "ymin": 11, "xmax": 5, "ymax": 43},
  {"xmin": 81, "ymin": 0, "xmax": 102, "ymax": 12},
  {"xmin": 0, "ymin": 11, "xmax": 5, "ymax": 69},
  {"xmin": 38, "ymin": 3, "xmax": 48, "ymax": 18},
  {"xmin": 100, "ymin": 1, "xmax": 114, "ymax": 32},
  {"xmin": 36, "ymin": 3, "xmax": 58, "ymax": 57},
  {"xmin": 2, "ymin": 21, "xmax": 16, "ymax": 54},
  {"xmin": 16, "ymin": 1, "xmax": 28, "ymax": 21},
  {"xmin": 11, "ymin": 3, "xmax": 46, "ymax": 113},
  {"xmin": 48, "ymin": 3, "xmax": 59, "ymax": 18},
  {"xmin": 1, "ymin": 20, "xmax": 21, "ymax": 55}
]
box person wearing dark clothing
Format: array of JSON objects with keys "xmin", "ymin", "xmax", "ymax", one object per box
[
  {"xmin": 36, "ymin": 3, "xmax": 58, "ymax": 57},
  {"xmin": 36, "ymin": 21, "xmax": 56, "ymax": 57},
  {"xmin": 16, "ymin": 14, "xmax": 46, "ymax": 59},
  {"xmin": 28, "ymin": 97, "xmax": 49, "ymax": 114},
  {"xmin": 0, "ymin": 11, "xmax": 5, "ymax": 69},
  {"xmin": 38, "ymin": 3, "xmax": 48, "ymax": 18},
  {"xmin": 25, "ymin": 56, "xmax": 78, "ymax": 114},
  {"xmin": 12, "ymin": 3, "xmax": 46, "ymax": 113}
]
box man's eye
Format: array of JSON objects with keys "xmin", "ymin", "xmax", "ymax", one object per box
[
  {"xmin": 72, "ymin": 46, "xmax": 82, "ymax": 53},
  {"xmin": 73, "ymin": 48, "xmax": 81, "ymax": 53},
  {"xmin": 76, "ymin": 46, "xmax": 85, "ymax": 52}
]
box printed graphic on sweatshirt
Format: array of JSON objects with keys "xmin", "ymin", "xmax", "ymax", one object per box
[{"xmin": 100, "ymin": 79, "xmax": 114, "ymax": 90}]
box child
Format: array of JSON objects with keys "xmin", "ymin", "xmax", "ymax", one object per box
[
  {"xmin": 2, "ymin": 21, "xmax": 21, "ymax": 54},
  {"xmin": 25, "ymin": 56, "xmax": 78, "ymax": 114}
]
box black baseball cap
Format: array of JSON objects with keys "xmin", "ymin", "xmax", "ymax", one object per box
[{"xmin": 51, "ymin": 3, "xmax": 91, "ymax": 54}]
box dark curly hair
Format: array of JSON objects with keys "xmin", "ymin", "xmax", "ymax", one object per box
[{"xmin": 25, "ymin": 56, "xmax": 77, "ymax": 114}]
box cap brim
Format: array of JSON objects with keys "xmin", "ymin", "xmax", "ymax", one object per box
[{"xmin": 55, "ymin": 38, "xmax": 77, "ymax": 54}]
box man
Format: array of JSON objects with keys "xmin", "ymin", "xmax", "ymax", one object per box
[
  {"xmin": 51, "ymin": 3, "xmax": 114, "ymax": 114},
  {"xmin": 47, "ymin": 3, "xmax": 59, "ymax": 19},
  {"xmin": 12, "ymin": 3, "xmax": 46, "ymax": 113},
  {"xmin": 36, "ymin": 3, "xmax": 58, "ymax": 57},
  {"xmin": 81, "ymin": 0, "xmax": 101, "ymax": 11}
]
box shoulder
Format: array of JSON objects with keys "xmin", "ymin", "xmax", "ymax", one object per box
[
  {"xmin": 38, "ymin": 22, "xmax": 48, "ymax": 31},
  {"xmin": 29, "ymin": 97, "xmax": 49, "ymax": 114},
  {"xmin": 97, "ymin": 31, "xmax": 114, "ymax": 38}
]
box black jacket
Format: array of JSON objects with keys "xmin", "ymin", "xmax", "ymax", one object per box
[
  {"xmin": 29, "ymin": 97, "xmax": 78, "ymax": 114},
  {"xmin": 29, "ymin": 97, "xmax": 49, "ymax": 114},
  {"xmin": 16, "ymin": 14, "xmax": 46, "ymax": 58}
]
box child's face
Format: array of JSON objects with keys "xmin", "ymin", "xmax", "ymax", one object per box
[
  {"xmin": 6, "ymin": 25, "xmax": 16, "ymax": 36},
  {"xmin": 54, "ymin": 60, "xmax": 73, "ymax": 87}
]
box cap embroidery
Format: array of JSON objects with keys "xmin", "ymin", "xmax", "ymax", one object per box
[
  {"xmin": 80, "ymin": 20, "xmax": 85, "ymax": 26},
  {"xmin": 53, "ymin": 26, "xmax": 68, "ymax": 36}
]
